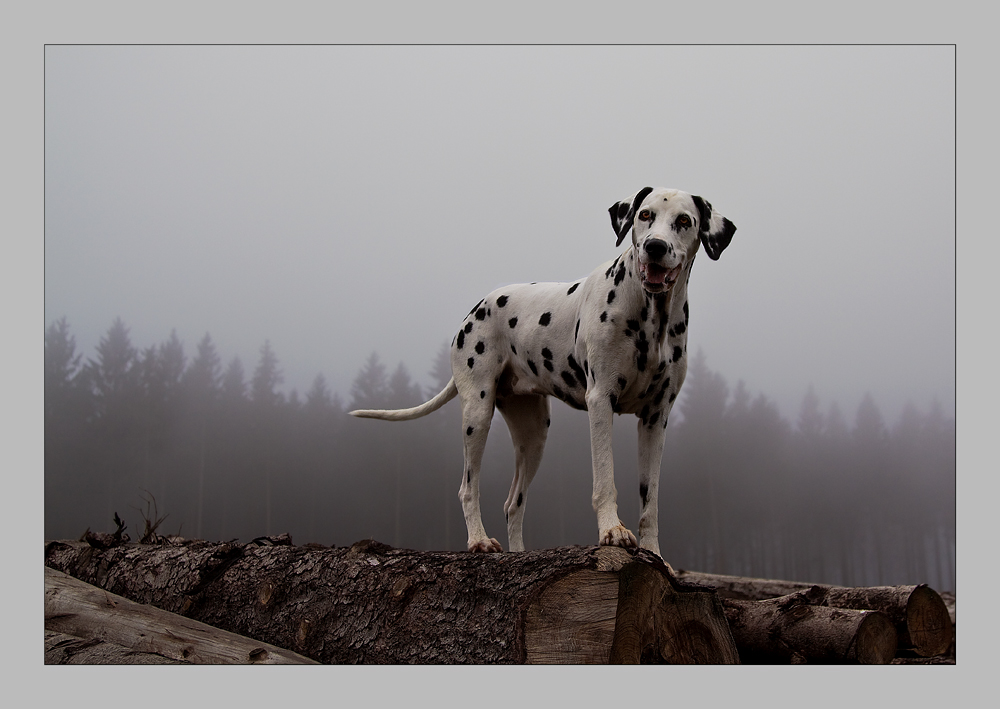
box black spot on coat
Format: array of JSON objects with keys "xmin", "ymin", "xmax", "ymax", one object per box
[
  {"xmin": 614, "ymin": 262, "xmax": 626, "ymax": 286},
  {"xmin": 567, "ymin": 282, "xmax": 579, "ymax": 295},
  {"xmin": 497, "ymin": 295, "xmax": 508, "ymax": 307},
  {"xmin": 508, "ymin": 317, "xmax": 518, "ymax": 328},
  {"xmin": 475, "ymin": 341, "xmax": 485, "ymax": 354},
  {"xmin": 539, "ymin": 312, "xmax": 552, "ymax": 326},
  {"xmin": 567, "ymin": 355, "xmax": 587, "ymax": 387}
]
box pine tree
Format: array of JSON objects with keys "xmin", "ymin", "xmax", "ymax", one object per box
[
  {"xmin": 85, "ymin": 317, "xmax": 139, "ymax": 421},
  {"xmin": 854, "ymin": 392, "xmax": 887, "ymax": 447},
  {"xmin": 676, "ymin": 348, "xmax": 729, "ymax": 430},
  {"xmin": 797, "ymin": 385, "xmax": 825, "ymax": 439},
  {"xmin": 221, "ymin": 357, "xmax": 247, "ymax": 405},
  {"xmin": 44, "ymin": 318, "xmax": 91, "ymax": 538},
  {"xmin": 44, "ymin": 317, "xmax": 83, "ymax": 419},
  {"xmin": 388, "ymin": 363, "xmax": 422, "ymax": 409},
  {"xmin": 251, "ymin": 340, "xmax": 284, "ymax": 407},
  {"xmin": 306, "ymin": 374, "xmax": 333, "ymax": 409},
  {"xmin": 429, "ymin": 340, "xmax": 453, "ymax": 392},
  {"xmin": 349, "ymin": 352, "xmax": 389, "ymax": 410},
  {"xmin": 249, "ymin": 341, "xmax": 285, "ymax": 535},
  {"xmin": 82, "ymin": 318, "xmax": 142, "ymax": 526},
  {"xmin": 184, "ymin": 334, "xmax": 222, "ymax": 402},
  {"xmin": 182, "ymin": 334, "xmax": 223, "ymax": 540}
]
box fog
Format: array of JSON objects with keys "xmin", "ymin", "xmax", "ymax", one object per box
[
  {"xmin": 43, "ymin": 45, "xmax": 955, "ymax": 588},
  {"xmin": 44, "ymin": 45, "xmax": 955, "ymax": 423}
]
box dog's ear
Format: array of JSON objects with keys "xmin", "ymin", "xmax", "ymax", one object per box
[
  {"xmin": 609, "ymin": 186, "xmax": 653, "ymax": 247},
  {"xmin": 691, "ymin": 195, "xmax": 737, "ymax": 261}
]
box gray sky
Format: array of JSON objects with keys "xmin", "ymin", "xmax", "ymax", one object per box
[{"xmin": 44, "ymin": 45, "xmax": 955, "ymax": 423}]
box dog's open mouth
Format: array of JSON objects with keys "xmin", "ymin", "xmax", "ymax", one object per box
[{"xmin": 641, "ymin": 262, "xmax": 682, "ymax": 290}]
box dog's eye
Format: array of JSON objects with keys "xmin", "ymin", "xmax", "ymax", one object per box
[
  {"xmin": 638, "ymin": 210, "xmax": 651, "ymax": 221},
  {"xmin": 676, "ymin": 214, "xmax": 691, "ymax": 228}
]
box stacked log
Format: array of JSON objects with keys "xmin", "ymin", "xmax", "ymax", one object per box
[
  {"xmin": 675, "ymin": 569, "xmax": 954, "ymax": 662},
  {"xmin": 43, "ymin": 536, "xmax": 952, "ymax": 664},
  {"xmin": 44, "ymin": 537, "xmax": 738, "ymax": 664}
]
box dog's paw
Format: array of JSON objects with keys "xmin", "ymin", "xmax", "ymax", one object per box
[
  {"xmin": 599, "ymin": 524, "xmax": 638, "ymax": 549},
  {"xmin": 468, "ymin": 538, "xmax": 504, "ymax": 553}
]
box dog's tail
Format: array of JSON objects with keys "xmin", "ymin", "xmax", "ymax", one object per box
[{"xmin": 349, "ymin": 377, "xmax": 458, "ymax": 421}]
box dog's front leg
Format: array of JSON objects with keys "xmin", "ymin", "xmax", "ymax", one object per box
[
  {"xmin": 585, "ymin": 390, "xmax": 637, "ymax": 549},
  {"xmin": 636, "ymin": 418, "xmax": 667, "ymax": 557}
]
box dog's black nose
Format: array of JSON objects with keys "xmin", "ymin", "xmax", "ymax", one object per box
[{"xmin": 644, "ymin": 239, "xmax": 669, "ymax": 259}]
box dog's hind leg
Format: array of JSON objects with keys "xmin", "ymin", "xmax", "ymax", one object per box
[
  {"xmin": 498, "ymin": 394, "xmax": 550, "ymax": 552},
  {"xmin": 458, "ymin": 390, "xmax": 503, "ymax": 553}
]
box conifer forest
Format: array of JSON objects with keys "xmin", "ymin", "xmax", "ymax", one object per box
[{"xmin": 44, "ymin": 317, "xmax": 955, "ymax": 591}]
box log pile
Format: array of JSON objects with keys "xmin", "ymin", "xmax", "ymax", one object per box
[
  {"xmin": 674, "ymin": 569, "xmax": 955, "ymax": 663},
  {"xmin": 43, "ymin": 535, "xmax": 954, "ymax": 665}
]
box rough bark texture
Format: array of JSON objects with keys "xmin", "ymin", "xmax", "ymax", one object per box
[
  {"xmin": 45, "ymin": 566, "xmax": 317, "ymax": 664},
  {"xmin": 675, "ymin": 569, "xmax": 954, "ymax": 658},
  {"xmin": 721, "ymin": 586, "xmax": 897, "ymax": 664},
  {"xmin": 44, "ymin": 536, "xmax": 738, "ymax": 665}
]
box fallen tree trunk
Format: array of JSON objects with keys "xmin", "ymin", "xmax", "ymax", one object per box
[
  {"xmin": 721, "ymin": 586, "xmax": 897, "ymax": 664},
  {"xmin": 45, "ymin": 566, "xmax": 318, "ymax": 664},
  {"xmin": 45, "ymin": 629, "xmax": 185, "ymax": 665},
  {"xmin": 675, "ymin": 569, "xmax": 953, "ymax": 657},
  {"xmin": 44, "ymin": 537, "xmax": 739, "ymax": 664}
]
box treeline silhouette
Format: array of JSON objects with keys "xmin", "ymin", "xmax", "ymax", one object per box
[{"xmin": 45, "ymin": 317, "xmax": 955, "ymax": 590}]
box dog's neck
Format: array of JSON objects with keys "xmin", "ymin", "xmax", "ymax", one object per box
[{"xmin": 619, "ymin": 245, "xmax": 693, "ymax": 349}]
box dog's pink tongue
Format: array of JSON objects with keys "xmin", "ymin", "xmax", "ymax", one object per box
[{"xmin": 646, "ymin": 264, "xmax": 667, "ymax": 284}]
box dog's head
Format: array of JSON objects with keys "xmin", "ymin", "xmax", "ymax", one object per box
[{"xmin": 609, "ymin": 187, "xmax": 737, "ymax": 294}]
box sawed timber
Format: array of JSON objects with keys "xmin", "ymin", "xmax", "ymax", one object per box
[
  {"xmin": 45, "ymin": 567, "xmax": 318, "ymax": 664},
  {"xmin": 43, "ymin": 537, "xmax": 739, "ymax": 664},
  {"xmin": 675, "ymin": 569, "xmax": 954, "ymax": 658},
  {"xmin": 720, "ymin": 585, "xmax": 897, "ymax": 664}
]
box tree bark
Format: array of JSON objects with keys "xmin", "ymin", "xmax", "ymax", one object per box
[
  {"xmin": 44, "ymin": 536, "xmax": 738, "ymax": 665},
  {"xmin": 675, "ymin": 569, "xmax": 953, "ymax": 657},
  {"xmin": 721, "ymin": 586, "xmax": 897, "ymax": 664},
  {"xmin": 45, "ymin": 566, "xmax": 318, "ymax": 664}
]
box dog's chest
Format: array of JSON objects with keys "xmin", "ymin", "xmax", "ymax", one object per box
[{"xmin": 587, "ymin": 280, "xmax": 688, "ymax": 416}]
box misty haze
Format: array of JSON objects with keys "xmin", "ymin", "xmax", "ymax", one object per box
[{"xmin": 44, "ymin": 45, "xmax": 955, "ymax": 592}]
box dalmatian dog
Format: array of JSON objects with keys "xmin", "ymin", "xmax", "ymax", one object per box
[{"xmin": 351, "ymin": 187, "xmax": 736, "ymax": 557}]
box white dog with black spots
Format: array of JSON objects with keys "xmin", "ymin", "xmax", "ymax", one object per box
[{"xmin": 351, "ymin": 187, "xmax": 736, "ymax": 557}]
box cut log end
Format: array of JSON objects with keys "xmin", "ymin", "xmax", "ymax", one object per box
[
  {"xmin": 906, "ymin": 584, "xmax": 954, "ymax": 657},
  {"xmin": 854, "ymin": 611, "xmax": 898, "ymax": 665}
]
